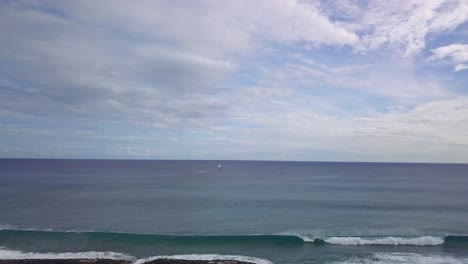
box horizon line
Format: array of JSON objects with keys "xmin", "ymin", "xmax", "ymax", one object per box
[{"xmin": 1, "ymin": 157, "xmax": 467, "ymax": 165}]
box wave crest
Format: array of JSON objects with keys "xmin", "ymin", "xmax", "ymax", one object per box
[
  {"xmin": 324, "ymin": 236, "xmax": 444, "ymax": 246},
  {"xmin": 1, "ymin": 229, "xmax": 466, "ymax": 248}
]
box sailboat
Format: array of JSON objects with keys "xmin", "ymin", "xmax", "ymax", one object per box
[{"xmin": 217, "ymin": 163, "xmax": 222, "ymax": 169}]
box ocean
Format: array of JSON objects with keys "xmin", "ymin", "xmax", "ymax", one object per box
[{"xmin": 0, "ymin": 159, "xmax": 467, "ymax": 263}]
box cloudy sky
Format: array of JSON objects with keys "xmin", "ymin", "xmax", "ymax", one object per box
[{"xmin": 1, "ymin": 0, "xmax": 468, "ymax": 162}]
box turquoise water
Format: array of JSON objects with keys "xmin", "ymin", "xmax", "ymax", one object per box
[{"xmin": 1, "ymin": 159, "xmax": 468, "ymax": 263}]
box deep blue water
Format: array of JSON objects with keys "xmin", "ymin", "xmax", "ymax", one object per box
[{"xmin": 1, "ymin": 159, "xmax": 468, "ymax": 263}]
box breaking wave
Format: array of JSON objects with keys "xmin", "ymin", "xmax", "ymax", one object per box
[
  {"xmin": 323, "ymin": 236, "xmax": 444, "ymax": 246},
  {"xmin": 0, "ymin": 229, "xmax": 466, "ymax": 247},
  {"xmin": 333, "ymin": 252, "xmax": 468, "ymax": 264},
  {"xmin": 135, "ymin": 254, "xmax": 273, "ymax": 264},
  {"xmin": 0, "ymin": 248, "xmax": 271, "ymax": 264},
  {"xmin": 0, "ymin": 247, "xmax": 133, "ymax": 260}
]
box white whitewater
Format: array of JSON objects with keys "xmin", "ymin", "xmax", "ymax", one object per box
[
  {"xmin": 324, "ymin": 236, "xmax": 444, "ymax": 246},
  {"xmin": 334, "ymin": 252, "xmax": 468, "ymax": 264},
  {"xmin": 135, "ymin": 254, "xmax": 273, "ymax": 264},
  {"xmin": 0, "ymin": 247, "xmax": 134, "ymax": 260}
]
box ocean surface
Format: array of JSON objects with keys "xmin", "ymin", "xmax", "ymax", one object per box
[{"xmin": 1, "ymin": 159, "xmax": 468, "ymax": 263}]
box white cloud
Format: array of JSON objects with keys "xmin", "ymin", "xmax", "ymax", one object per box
[
  {"xmin": 343, "ymin": 0, "xmax": 468, "ymax": 56},
  {"xmin": 0, "ymin": 0, "xmax": 358, "ymax": 125},
  {"xmin": 1, "ymin": 0, "xmax": 468, "ymax": 161},
  {"xmin": 354, "ymin": 97, "xmax": 468, "ymax": 145},
  {"xmin": 429, "ymin": 43, "xmax": 468, "ymax": 71},
  {"xmin": 455, "ymin": 64, "xmax": 468, "ymax": 71},
  {"xmin": 52, "ymin": 0, "xmax": 358, "ymax": 52},
  {"xmin": 257, "ymin": 55, "xmax": 450, "ymax": 100},
  {"xmin": 221, "ymin": 96, "xmax": 468, "ymax": 162},
  {"xmin": 248, "ymin": 0, "xmax": 359, "ymax": 46}
]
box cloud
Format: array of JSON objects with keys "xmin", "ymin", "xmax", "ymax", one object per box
[
  {"xmin": 337, "ymin": 0, "xmax": 468, "ymax": 56},
  {"xmin": 354, "ymin": 97, "xmax": 468, "ymax": 145},
  {"xmin": 0, "ymin": 0, "xmax": 357, "ymax": 126},
  {"xmin": 1, "ymin": 0, "xmax": 468, "ymax": 161},
  {"xmin": 221, "ymin": 96, "xmax": 468, "ymax": 162},
  {"xmin": 58, "ymin": 0, "xmax": 359, "ymax": 48},
  {"xmin": 256, "ymin": 54, "xmax": 450, "ymax": 101},
  {"xmin": 429, "ymin": 43, "xmax": 468, "ymax": 71},
  {"xmin": 248, "ymin": 0, "xmax": 359, "ymax": 46},
  {"xmin": 1, "ymin": 0, "xmax": 463, "ymax": 123}
]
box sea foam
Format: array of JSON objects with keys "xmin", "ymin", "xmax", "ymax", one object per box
[
  {"xmin": 324, "ymin": 236, "xmax": 444, "ymax": 246},
  {"xmin": 0, "ymin": 248, "xmax": 134, "ymax": 260},
  {"xmin": 135, "ymin": 254, "xmax": 273, "ymax": 264},
  {"xmin": 334, "ymin": 252, "xmax": 468, "ymax": 264}
]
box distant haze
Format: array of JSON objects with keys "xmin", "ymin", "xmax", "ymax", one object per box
[{"xmin": 1, "ymin": 0, "xmax": 468, "ymax": 163}]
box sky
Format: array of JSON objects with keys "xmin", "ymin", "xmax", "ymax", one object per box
[{"xmin": 1, "ymin": 0, "xmax": 468, "ymax": 162}]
